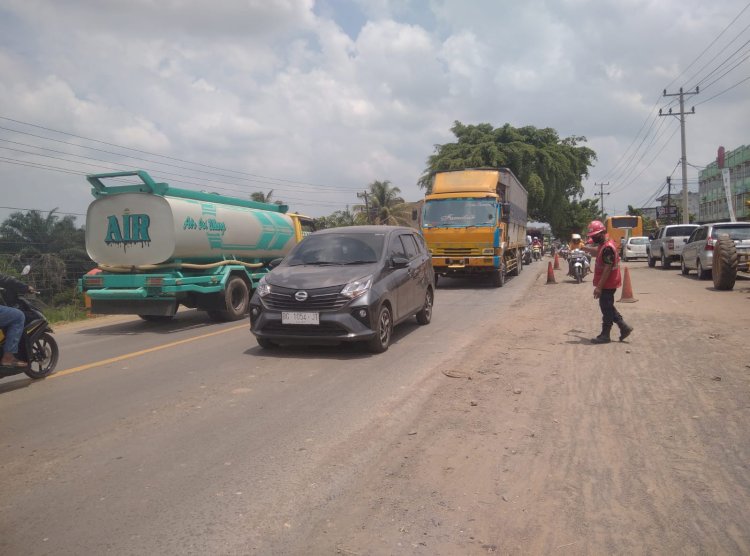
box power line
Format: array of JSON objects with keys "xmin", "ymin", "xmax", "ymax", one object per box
[{"xmin": 696, "ymin": 73, "xmax": 750, "ymax": 105}]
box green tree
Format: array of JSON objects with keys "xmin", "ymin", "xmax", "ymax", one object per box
[
  {"xmin": 355, "ymin": 180, "xmax": 410, "ymax": 225},
  {"xmin": 0, "ymin": 209, "xmax": 90, "ymax": 297},
  {"xmin": 419, "ymin": 122, "xmax": 597, "ymax": 235},
  {"xmin": 250, "ymin": 190, "xmax": 283, "ymax": 205},
  {"xmin": 314, "ymin": 207, "xmax": 361, "ymax": 229}
]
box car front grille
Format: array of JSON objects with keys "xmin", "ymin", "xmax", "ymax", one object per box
[
  {"xmin": 263, "ymin": 285, "xmax": 350, "ymax": 312},
  {"xmin": 262, "ymin": 321, "xmax": 349, "ymax": 336}
]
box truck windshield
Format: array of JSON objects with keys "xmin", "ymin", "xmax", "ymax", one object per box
[{"xmin": 422, "ymin": 199, "xmax": 497, "ymax": 228}]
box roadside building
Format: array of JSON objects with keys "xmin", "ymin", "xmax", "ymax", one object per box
[
  {"xmin": 698, "ymin": 144, "xmax": 750, "ymax": 222},
  {"xmin": 655, "ymin": 191, "xmax": 699, "ymax": 224}
]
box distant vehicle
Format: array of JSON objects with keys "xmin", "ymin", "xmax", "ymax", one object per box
[
  {"xmin": 622, "ymin": 236, "xmax": 650, "ymax": 261},
  {"xmin": 421, "ymin": 168, "xmax": 528, "ymax": 287},
  {"xmin": 680, "ymin": 222, "xmax": 750, "ymax": 280},
  {"xmin": 605, "ymin": 215, "xmax": 643, "ymax": 248},
  {"xmin": 249, "ymin": 226, "xmax": 435, "ymax": 353},
  {"xmin": 647, "ymin": 224, "xmax": 699, "ymax": 268}
]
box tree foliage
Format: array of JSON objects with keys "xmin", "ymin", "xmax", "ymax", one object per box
[
  {"xmin": 420, "ymin": 122, "xmax": 598, "ymax": 237},
  {"xmin": 314, "ymin": 207, "xmax": 362, "ymax": 229},
  {"xmin": 250, "ymin": 190, "xmax": 283, "ymax": 205},
  {"xmin": 0, "ymin": 209, "xmax": 90, "ymax": 299},
  {"xmin": 355, "ymin": 180, "xmax": 411, "ymax": 226}
]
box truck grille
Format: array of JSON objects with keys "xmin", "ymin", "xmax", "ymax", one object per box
[
  {"xmin": 263, "ymin": 285, "xmax": 349, "ymax": 312},
  {"xmin": 433, "ymin": 247, "xmax": 481, "ymax": 256}
]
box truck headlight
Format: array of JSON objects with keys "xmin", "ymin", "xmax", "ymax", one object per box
[
  {"xmin": 341, "ymin": 276, "xmax": 372, "ymax": 300},
  {"xmin": 482, "ymin": 248, "xmax": 494, "ymax": 255},
  {"xmin": 256, "ymin": 276, "xmax": 271, "ymax": 297}
]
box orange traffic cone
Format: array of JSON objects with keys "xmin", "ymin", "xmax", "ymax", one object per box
[
  {"xmin": 553, "ymin": 253, "xmax": 560, "ymax": 270},
  {"xmin": 618, "ymin": 266, "xmax": 638, "ymax": 303},
  {"xmin": 546, "ymin": 261, "xmax": 556, "ymax": 284}
]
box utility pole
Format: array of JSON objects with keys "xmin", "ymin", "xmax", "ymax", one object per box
[
  {"xmin": 357, "ymin": 191, "xmax": 371, "ymax": 224},
  {"xmin": 667, "ymin": 176, "xmax": 674, "ymax": 225},
  {"xmin": 659, "ymin": 87, "xmax": 699, "ymax": 223},
  {"xmin": 594, "ymin": 182, "xmax": 610, "ymax": 215}
]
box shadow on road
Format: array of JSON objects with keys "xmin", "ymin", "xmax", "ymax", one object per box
[
  {"xmin": 76, "ymin": 310, "xmax": 226, "ymax": 336},
  {"xmin": 244, "ymin": 320, "xmax": 422, "ymax": 360},
  {"xmin": 0, "ymin": 376, "xmax": 34, "ymax": 394}
]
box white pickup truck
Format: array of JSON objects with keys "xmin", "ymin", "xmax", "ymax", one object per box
[{"xmin": 648, "ymin": 224, "xmax": 699, "ymax": 268}]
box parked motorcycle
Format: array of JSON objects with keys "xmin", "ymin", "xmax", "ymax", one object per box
[
  {"xmin": 0, "ymin": 268, "xmax": 58, "ymax": 379},
  {"xmin": 568, "ymin": 249, "xmax": 590, "ymax": 284}
]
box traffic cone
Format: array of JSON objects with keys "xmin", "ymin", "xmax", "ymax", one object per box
[
  {"xmin": 546, "ymin": 261, "xmax": 556, "ymax": 284},
  {"xmin": 618, "ymin": 266, "xmax": 638, "ymax": 303},
  {"xmin": 553, "ymin": 253, "xmax": 560, "ymax": 270}
]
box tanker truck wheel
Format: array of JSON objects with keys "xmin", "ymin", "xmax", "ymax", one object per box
[
  {"xmin": 712, "ymin": 234, "xmax": 738, "ymax": 291},
  {"xmin": 210, "ymin": 277, "xmax": 250, "ymax": 321}
]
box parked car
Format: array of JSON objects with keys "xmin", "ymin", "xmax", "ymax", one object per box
[
  {"xmin": 249, "ymin": 226, "xmax": 435, "ymax": 353},
  {"xmin": 680, "ymin": 222, "xmax": 750, "ymax": 279},
  {"xmin": 622, "ymin": 236, "xmax": 650, "ymax": 261},
  {"xmin": 648, "ymin": 224, "xmax": 699, "ymax": 268}
]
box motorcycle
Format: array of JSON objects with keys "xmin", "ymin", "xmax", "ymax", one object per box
[
  {"xmin": 568, "ymin": 249, "xmax": 590, "ymax": 284},
  {"xmin": 532, "ymin": 245, "xmax": 542, "ymax": 261},
  {"xmin": 559, "ymin": 246, "xmax": 570, "ymax": 261},
  {"xmin": 522, "ymin": 246, "xmax": 532, "ymax": 265},
  {"xmin": 0, "ymin": 267, "xmax": 59, "ymax": 379}
]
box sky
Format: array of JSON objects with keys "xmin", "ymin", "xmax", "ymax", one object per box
[{"xmin": 1, "ymin": 0, "xmax": 749, "ymax": 226}]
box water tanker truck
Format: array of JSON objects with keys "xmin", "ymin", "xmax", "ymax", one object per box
[
  {"xmin": 79, "ymin": 170, "xmax": 314, "ymax": 321},
  {"xmin": 421, "ymin": 168, "xmax": 528, "ymax": 287}
]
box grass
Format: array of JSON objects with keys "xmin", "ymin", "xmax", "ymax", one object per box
[{"xmin": 44, "ymin": 303, "xmax": 90, "ymax": 325}]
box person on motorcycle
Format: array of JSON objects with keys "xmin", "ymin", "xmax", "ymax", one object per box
[
  {"xmin": 569, "ymin": 233, "xmax": 584, "ymax": 251},
  {"xmin": 584, "ymin": 220, "xmax": 633, "ymax": 344},
  {"xmin": 0, "ymin": 273, "xmax": 37, "ymax": 367}
]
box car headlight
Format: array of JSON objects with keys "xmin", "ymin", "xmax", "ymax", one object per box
[
  {"xmin": 341, "ymin": 276, "xmax": 372, "ymax": 300},
  {"xmin": 256, "ymin": 276, "xmax": 271, "ymax": 297}
]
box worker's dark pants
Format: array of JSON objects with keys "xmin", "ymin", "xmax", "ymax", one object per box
[{"xmin": 599, "ymin": 288, "xmax": 623, "ymax": 327}]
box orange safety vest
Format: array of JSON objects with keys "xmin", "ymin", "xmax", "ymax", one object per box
[{"xmin": 593, "ymin": 238, "xmax": 622, "ymax": 289}]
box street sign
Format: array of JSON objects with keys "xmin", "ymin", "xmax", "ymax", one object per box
[{"xmin": 656, "ymin": 206, "xmax": 678, "ymax": 218}]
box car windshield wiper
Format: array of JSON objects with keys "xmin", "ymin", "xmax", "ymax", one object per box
[{"xmin": 341, "ymin": 260, "xmax": 376, "ymax": 265}]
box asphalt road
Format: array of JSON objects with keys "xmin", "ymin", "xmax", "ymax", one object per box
[{"xmin": 0, "ymin": 261, "xmax": 544, "ymax": 555}]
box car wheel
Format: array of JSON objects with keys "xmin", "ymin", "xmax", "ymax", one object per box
[
  {"xmin": 647, "ymin": 252, "xmax": 656, "ymax": 267},
  {"xmin": 697, "ymin": 259, "xmax": 711, "ymax": 280},
  {"xmin": 622, "ymin": 253, "xmax": 628, "ymax": 262},
  {"xmin": 661, "ymin": 251, "xmax": 671, "ymax": 269},
  {"xmin": 367, "ymin": 305, "xmax": 393, "ymax": 353},
  {"xmin": 256, "ymin": 337, "xmax": 277, "ymax": 349},
  {"xmin": 416, "ymin": 288, "xmax": 433, "ymax": 325},
  {"xmin": 680, "ymin": 257, "xmax": 690, "ymax": 275}
]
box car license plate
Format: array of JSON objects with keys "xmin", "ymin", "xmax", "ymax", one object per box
[{"xmin": 282, "ymin": 311, "xmax": 319, "ymax": 325}]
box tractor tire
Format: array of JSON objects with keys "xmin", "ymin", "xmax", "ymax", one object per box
[{"xmin": 712, "ymin": 235, "xmax": 737, "ymax": 290}]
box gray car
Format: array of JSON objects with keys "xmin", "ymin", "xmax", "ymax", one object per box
[
  {"xmin": 249, "ymin": 226, "xmax": 435, "ymax": 353},
  {"xmin": 681, "ymin": 222, "xmax": 750, "ymax": 279}
]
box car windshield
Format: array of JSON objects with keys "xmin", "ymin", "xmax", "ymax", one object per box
[
  {"xmin": 285, "ymin": 233, "xmax": 385, "ymax": 265},
  {"xmin": 629, "ymin": 237, "xmax": 649, "ymax": 245},
  {"xmin": 711, "ymin": 225, "xmax": 750, "ymax": 241},
  {"xmin": 665, "ymin": 226, "xmax": 697, "ymax": 236},
  {"xmin": 422, "ymin": 198, "xmax": 496, "ymax": 228}
]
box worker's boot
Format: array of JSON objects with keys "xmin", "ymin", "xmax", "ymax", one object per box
[
  {"xmin": 591, "ymin": 324, "xmax": 612, "ymax": 344},
  {"xmin": 616, "ymin": 320, "xmax": 634, "ymax": 341}
]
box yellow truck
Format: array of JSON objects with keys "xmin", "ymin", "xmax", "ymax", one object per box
[{"xmin": 421, "ymin": 168, "xmax": 528, "ymax": 287}]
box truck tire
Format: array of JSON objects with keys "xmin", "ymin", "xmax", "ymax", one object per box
[
  {"xmin": 647, "ymin": 251, "xmax": 656, "ymax": 268},
  {"xmin": 661, "ymin": 251, "xmax": 671, "ymax": 269},
  {"xmin": 712, "ymin": 235, "xmax": 737, "ymax": 290},
  {"xmin": 490, "ymin": 266, "xmax": 505, "ymax": 287},
  {"xmin": 209, "ymin": 277, "xmax": 250, "ymax": 321}
]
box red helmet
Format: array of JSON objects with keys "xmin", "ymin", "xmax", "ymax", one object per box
[{"xmin": 587, "ymin": 220, "xmax": 606, "ymax": 238}]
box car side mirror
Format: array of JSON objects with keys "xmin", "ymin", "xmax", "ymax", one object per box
[
  {"xmin": 21, "ymin": 265, "xmax": 31, "ymax": 276},
  {"xmin": 268, "ymin": 258, "xmax": 283, "ymax": 269},
  {"xmin": 391, "ymin": 256, "xmax": 409, "ymax": 268}
]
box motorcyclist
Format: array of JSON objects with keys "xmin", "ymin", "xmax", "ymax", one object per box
[
  {"xmin": 0, "ymin": 273, "xmax": 37, "ymax": 367},
  {"xmin": 569, "ymin": 233, "xmax": 584, "ymax": 251}
]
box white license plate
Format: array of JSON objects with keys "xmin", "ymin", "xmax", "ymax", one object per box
[{"xmin": 282, "ymin": 311, "xmax": 319, "ymax": 325}]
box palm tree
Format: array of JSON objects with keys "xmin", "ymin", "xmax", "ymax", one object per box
[
  {"xmin": 356, "ymin": 180, "xmax": 410, "ymax": 225},
  {"xmin": 250, "ymin": 190, "xmax": 283, "ymax": 205}
]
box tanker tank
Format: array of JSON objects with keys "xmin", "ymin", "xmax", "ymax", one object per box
[{"xmin": 86, "ymin": 193, "xmax": 297, "ymax": 267}]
